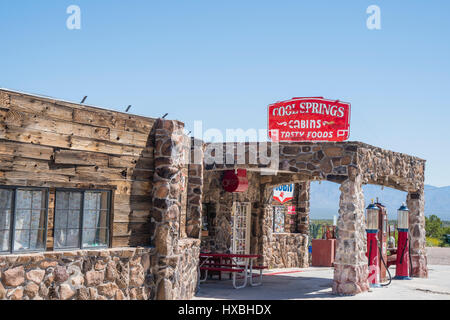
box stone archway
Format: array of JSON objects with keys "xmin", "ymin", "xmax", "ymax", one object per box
[{"xmin": 202, "ymin": 140, "xmax": 427, "ymax": 296}]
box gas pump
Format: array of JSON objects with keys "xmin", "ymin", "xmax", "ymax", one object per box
[
  {"xmin": 394, "ymin": 203, "xmax": 412, "ymax": 280},
  {"xmin": 366, "ymin": 200, "xmax": 392, "ymax": 287},
  {"xmin": 366, "ymin": 201, "xmax": 381, "ymax": 287},
  {"xmin": 375, "ymin": 201, "xmax": 388, "ymax": 282}
]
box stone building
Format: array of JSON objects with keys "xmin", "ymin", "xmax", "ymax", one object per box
[
  {"xmin": 0, "ymin": 88, "xmax": 427, "ymax": 299},
  {"xmin": 0, "ymin": 89, "xmax": 199, "ymax": 300},
  {"xmin": 201, "ymin": 141, "xmax": 427, "ymax": 295}
]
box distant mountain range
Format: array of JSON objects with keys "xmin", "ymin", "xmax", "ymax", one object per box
[{"xmin": 309, "ymin": 182, "xmax": 450, "ymax": 221}]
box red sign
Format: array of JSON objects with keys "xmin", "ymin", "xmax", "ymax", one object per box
[
  {"xmin": 287, "ymin": 206, "xmax": 296, "ymax": 215},
  {"xmin": 268, "ymin": 97, "xmax": 351, "ymax": 141}
]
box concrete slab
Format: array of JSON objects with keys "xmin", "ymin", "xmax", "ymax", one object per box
[
  {"xmin": 194, "ymin": 265, "xmax": 450, "ymax": 300},
  {"xmin": 427, "ymin": 247, "xmax": 450, "ymax": 265}
]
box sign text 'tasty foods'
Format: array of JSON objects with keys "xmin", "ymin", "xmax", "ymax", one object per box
[{"xmin": 268, "ymin": 97, "xmax": 351, "ymax": 142}]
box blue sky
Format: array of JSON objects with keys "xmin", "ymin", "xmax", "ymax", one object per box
[{"xmin": 1, "ymin": 1, "xmax": 449, "ymax": 186}]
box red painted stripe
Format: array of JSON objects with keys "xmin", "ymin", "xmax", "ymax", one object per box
[{"xmin": 263, "ymin": 270, "xmax": 305, "ymax": 276}]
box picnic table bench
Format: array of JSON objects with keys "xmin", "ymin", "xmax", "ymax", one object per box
[
  {"xmin": 387, "ymin": 248, "xmax": 397, "ymax": 267},
  {"xmin": 198, "ymin": 253, "xmax": 267, "ymax": 289}
]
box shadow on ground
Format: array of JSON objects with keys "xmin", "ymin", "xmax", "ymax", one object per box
[{"xmin": 195, "ymin": 271, "xmax": 337, "ymax": 300}]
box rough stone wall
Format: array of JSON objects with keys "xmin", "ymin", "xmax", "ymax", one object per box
[
  {"xmin": 186, "ymin": 138, "xmax": 204, "ymax": 238},
  {"xmin": 201, "ymin": 170, "xmax": 310, "ymax": 269},
  {"xmin": 264, "ymin": 233, "xmax": 308, "ymax": 269},
  {"xmin": 0, "ymin": 247, "xmax": 156, "ymax": 300},
  {"xmin": 332, "ymin": 168, "xmax": 369, "ymax": 295},
  {"xmin": 203, "ymin": 141, "xmax": 425, "ymax": 193},
  {"xmin": 201, "ymin": 170, "xmax": 261, "ymax": 254},
  {"xmin": 170, "ymin": 238, "xmax": 201, "ymax": 300},
  {"xmin": 296, "ymin": 181, "xmax": 310, "ymax": 235},
  {"xmin": 203, "ymin": 142, "xmax": 359, "ymax": 184},
  {"xmin": 357, "ymin": 144, "xmax": 425, "ymax": 192},
  {"xmin": 278, "ymin": 143, "xmax": 357, "ymax": 184},
  {"xmin": 151, "ymin": 119, "xmax": 200, "ymax": 300},
  {"xmin": 260, "ymin": 184, "xmax": 308, "ymax": 269},
  {"xmin": 407, "ymin": 191, "xmax": 428, "ymax": 278}
]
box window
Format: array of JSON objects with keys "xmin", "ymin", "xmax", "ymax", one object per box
[
  {"xmin": 0, "ymin": 187, "xmax": 48, "ymax": 253},
  {"xmin": 273, "ymin": 205, "xmax": 285, "ymax": 233},
  {"xmin": 54, "ymin": 190, "xmax": 110, "ymax": 249}
]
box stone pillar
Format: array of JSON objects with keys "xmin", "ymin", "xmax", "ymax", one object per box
[
  {"xmin": 261, "ymin": 204, "xmax": 273, "ymax": 268},
  {"xmin": 186, "ymin": 138, "xmax": 204, "ymax": 238},
  {"xmin": 296, "ymin": 181, "xmax": 310, "ymax": 235},
  {"xmin": 152, "ymin": 119, "xmax": 189, "ymax": 300},
  {"xmin": 407, "ymin": 190, "xmax": 428, "ymax": 278},
  {"xmin": 332, "ymin": 167, "xmax": 369, "ymax": 295},
  {"xmin": 260, "ymin": 185, "xmax": 274, "ymax": 268}
]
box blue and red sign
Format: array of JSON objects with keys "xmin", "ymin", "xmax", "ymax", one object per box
[{"xmin": 273, "ymin": 184, "xmax": 295, "ymax": 204}]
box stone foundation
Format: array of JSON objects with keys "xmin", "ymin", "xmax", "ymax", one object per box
[
  {"xmin": 264, "ymin": 233, "xmax": 308, "ymax": 269},
  {"xmin": 332, "ymin": 263, "xmax": 369, "ymax": 295},
  {"xmin": 0, "ymin": 247, "xmax": 156, "ymax": 300},
  {"xmin": 172, "ymin": 239, "xmax": 201, "ymax": 300}
]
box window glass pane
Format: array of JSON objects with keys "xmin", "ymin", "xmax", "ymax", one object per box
[
  {"xmin": 54, "ymin": 191, "xmax": 82, "ymax": 249},
  {"xmin": 31, "ymin": 190, "xmax": 45, "ymax": 209},
  {"xmin": 0, "ymin": 230, "xmax": 9, "ymax": 252},
  {"xmin": 15, "ymin": 209, "xmax": 31, "ymax": 231},
  {"xmin": 0, "ymin": 210, "xmax": 11, "ymax": 230},
  {"xmin": 84, "ymin": 191, "xmax": 108, "ymax": 210},
  {"xmin": 82, "ymin": 191, "xmax": 109, "ymax": 248},
  {"xmin": 82, "ymin": 228, "xmax": 108, "ymax": 248},
  {"xmin": 0, "ymin": 189, "xmax": 13, "ymax": 210},
  {"xmin": 0, "ymin": 189, "xmax": 13, "ymax": 252},
  {"xmin": 14, "ymin": 190, "xmax": 46, "ymax": 252},
  {"xmin": 68, "ymin": 210, "xmax": 80, "ymax": 228},
  {"xmin": 54, "ymin": 229, "xmax": 79, "ymax": 248},
  {"xmin": 14, "ymin": 229, "xmax": 29, "ymax": 250},
  {"xmin": 54, "ymin": 207, "xmax": 68, "ymax": 230},
  {"xmin": 13, "ymin": 229, "xmax": 45, "ymax": 251},
  {"xmin": 30, "ymin": 229, "xmax": 46, "ymax": 250}
]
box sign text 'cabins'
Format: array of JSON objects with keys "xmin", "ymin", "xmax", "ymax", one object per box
[{"xmin": 268, "ymin": 97, "xmax": 351, "ymax": 142}]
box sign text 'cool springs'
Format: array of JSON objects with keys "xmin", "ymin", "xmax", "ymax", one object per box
[{"xmin": 268, "ymin": 97, "xmax": 351, "ymax": 142}]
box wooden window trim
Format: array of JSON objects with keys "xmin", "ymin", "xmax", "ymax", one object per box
[
  {"xmin": 0, "ymin": 186, "xmax": 49, "ymax": 254},
  {"xmin": 53, "ymin": 188, "xmax": 112, "ymax": 251}
]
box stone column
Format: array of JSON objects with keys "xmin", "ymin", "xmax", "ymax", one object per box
[
  {"xmin": 261, "ymin": 204, "xmax": 273, "ymax": 268},
  {"xmin": 296, "ymin": 181, "xmax": 310, "ymax": 235},
  {"xmin": 186, "ymin": 138, "xmax": 204, "ymax": 238},
  {"xmin": 260, "ymin": 185, "xmax": 274, "ymax": 268},
  {"xmin": 332, "ymin": 166, "xmax": 369, "ymax": 295},
  {"xmin": 407, "ymin": 190, "xmax": 428, "ymax": 278},
  {"xmin": 152, "ymin": 119, "xmax": 189, "ymax": 300}
]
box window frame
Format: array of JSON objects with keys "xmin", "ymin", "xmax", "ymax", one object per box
[
  {"xmin": 54, "ymin": 188, "xmax": 112, "ymax": 251},
  {"xmin": 0, "ymin": 185, "xmax": 49, "ymax": 254}
]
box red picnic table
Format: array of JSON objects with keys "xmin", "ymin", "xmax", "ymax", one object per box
[{"xmin": 198, "ymin": 253, "xmax": 267, "ymax": 289}]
